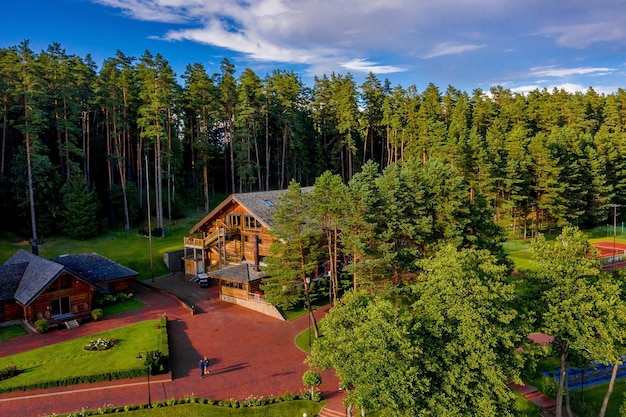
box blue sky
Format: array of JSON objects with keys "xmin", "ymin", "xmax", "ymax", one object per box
[{"xmin": 2, "ymin": 0, "xmax": 625, "ymax": 94}]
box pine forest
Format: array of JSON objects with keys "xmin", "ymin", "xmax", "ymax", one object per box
[{"xmin": 1, "ymin": 40, "xmax": 625, "ymax": 240}]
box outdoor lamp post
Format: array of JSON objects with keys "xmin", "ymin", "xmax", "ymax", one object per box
[
  {"xmin": 136, "ymin": 352, "xmax": 157, "ymax": 408},
  {"xmin": 305, "ymin": 276, "xmax": 311, "ymax": 348}
]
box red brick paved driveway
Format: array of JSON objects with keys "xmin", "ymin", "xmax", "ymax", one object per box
[{"xmin": 0, "ymin": 274, "xmax": 342, "ymax": 416}]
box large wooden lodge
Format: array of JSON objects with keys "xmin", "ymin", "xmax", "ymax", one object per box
[{"xmin": 183, "ymin": 188, "xmax": 312, "ymax": 318}]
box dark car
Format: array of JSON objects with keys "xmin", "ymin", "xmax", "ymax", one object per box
[{"xmin": 197, "ymin": 273, "xmax": 209, "ymax": 287}]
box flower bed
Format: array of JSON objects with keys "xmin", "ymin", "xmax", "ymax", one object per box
[{"xmin": 84, "ymin": 337, "xmax": 116, "ymax": 351}]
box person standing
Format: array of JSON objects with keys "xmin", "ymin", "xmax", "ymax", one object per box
[
  {"xmin": 199, "ymin": 357, "xmax": 205, "ymax": 377},
  {"xmin": 203, "ymin": 357, "xmax": 210, "ymax": 375}
]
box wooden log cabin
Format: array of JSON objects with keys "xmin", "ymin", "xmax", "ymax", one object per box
[
  {"xmin": 0, "ymin": 250, "xmax": 137, "ymax": 327},
  {"xmin": 183, "ymin": 188, "xmax": 312, "ymax": 316},
  {"xmin": 183, "ymin": 188, "xmax": 313, "ymax": 277}
]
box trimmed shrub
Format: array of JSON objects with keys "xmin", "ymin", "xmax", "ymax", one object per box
[
  {"xmin": 302, "ymin": 370, "xmax": 322, "ymax": 396},
  {"xmin": 0, "ymin": 363, "xmax": 18, "ymax": 381},
  {"xmin": 91, "ymin": 308, "xmax": 104, "ymax": 321},
  {"xmin": 34, "ymin": 318, "xmax": 48, "ymax": 333}
]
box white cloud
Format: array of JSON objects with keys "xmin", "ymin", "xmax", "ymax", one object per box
[
  {"xmin": 422, "ymin": 42, "xmax": 486, "ymax": 59},
  {"xmin": 529, "ymin": 66, "xmax": 614, "ymax": 78},
  {"xmin": 87, "ymin": 0, "xmax": 626, "ymax": 90},
  {"xmin": 542, "ymin": 21, "xmax": 626, "ymax": 48},
  {"xmin": 340, "ymin": 59, "xmax": 406, "ymax": 74}
]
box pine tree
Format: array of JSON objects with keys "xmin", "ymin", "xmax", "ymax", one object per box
[{"xmin": 63, "ymin": 174, "xmax": 101, "ymax": 239}]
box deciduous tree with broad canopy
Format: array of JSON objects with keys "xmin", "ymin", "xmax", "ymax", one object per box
[{"xmin": 308, "ymin": 246, "xmax": 524, "ymax": 416}]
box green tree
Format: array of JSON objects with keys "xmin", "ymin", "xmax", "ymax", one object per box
[
  {"xmin": 302, "ymin": 370, "xmax": 322, "ymax": 397},
  {"xmin": 359, "ymin": 72, "xmax": 385, "ymax": 165},
  {"xmin": 531, "ymin": 227, "xmax": 606, "ymax": 417},
  {"xmin": 14, "ymin": 41, "xmax": 48, "ymax": 252},
  {"xmin": 411, "ymin": 246, "xmax": 522, "ymax": 417},
  {"xmin": 308, "ymin": 246, "xmax": 522, "ymax": 416},
  {"xmin": 217, "ymin": 58, "xmax": 237, "ymax": 194},
  {"xmin": 63, "ymin": 173, "xmax": 101, "ymax": 239},
  {"xmin": 262, "ymin": 180, "xmax": 321, "ymax": 338},
  {"xmin": 310, "ymin": 171, "xmax": 347, "ymax": 305},
  {"xmin": 307, "ymin": 288, "xmax": 422, "ymax": 417},
  {"xmin": 181, "ymin": 62, "xmax": 220, "ymax": 212},
  {"xmin": 235, "ymin": 68, "xmax": 264, "ymax": 191},
  {"xmin": 136, "ymin": 50, "xmax": 178, "ymax": 236}
]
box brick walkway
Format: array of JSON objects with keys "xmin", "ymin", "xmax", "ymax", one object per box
[{"xmin": 0, "ymin": 274, "xmax": 344, "ymax": 416}]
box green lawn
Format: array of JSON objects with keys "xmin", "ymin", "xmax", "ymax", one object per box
[
  {"xmin": 0, "ymin": 320, "xmax": 161, "ymax": 391},
  {"xmin": 569, "ymin": 380, "xmax": 626, "ymax": 417},
  {"xmin": 0, "ymin": 211, "xmax": 206, "ymax": 280},
  {"xmin": 61, "ymin": 401, "xmax": 324, "ymax": 417},
  {"xmin": 0, "ymin": 325, "xmax": 28, "ymax": 341},
  {"xmin": 514, "ymin": 391, "xmax": 540, "ymax": 417},
  {"xmin": 102, "ymin": 299, "xmax": 147, "ymax": 316}
]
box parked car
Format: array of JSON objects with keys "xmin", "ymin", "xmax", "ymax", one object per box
[{"xmin": 197, "ymin": 273, "xmax": 209, "ymax": 287}]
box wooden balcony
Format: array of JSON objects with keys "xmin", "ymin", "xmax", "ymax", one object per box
[{"xmin": 184, "ymin": 231, "xmax": 219, "ymax": 249}]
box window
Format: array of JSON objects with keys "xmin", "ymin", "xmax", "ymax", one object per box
[
  {"xmin": 243, "ymin": 215, "xmax": 262, "ymax": 230},
  {"xmin": 51, "ymin": 296, "xmax": 71, "ymax": 316},
  {"xmin": 264, "ymin": 199, "xmax": 274, "ymax": 207},
  {"xmin": 228, "ymin": 214, "xmax": 241, "ymax": 227}
]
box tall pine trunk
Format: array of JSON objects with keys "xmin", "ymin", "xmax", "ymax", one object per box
[{"xmin": 23, "ymin": 95, "xmax": 38, "ymax": 254}]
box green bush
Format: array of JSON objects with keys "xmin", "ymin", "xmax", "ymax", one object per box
[
  {"xmin": 34, "ymin": 318, "xmax": 48, "ymax": 333},
  {"xmin": 91, "ymin": 308, "xmax": 104, "ymax": 321},
  {"xmin": 95, "ymin": 292, "xmax": 134, "ymax": 307},
  {"xmin": 0, "ymin": 363, "xmax": 18, "ymax": 381},
  {"xmin": 302, "ymin": 370, "xmax": 322, "ymax": 396}
]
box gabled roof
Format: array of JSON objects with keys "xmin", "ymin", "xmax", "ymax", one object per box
[
  {"xmin": 207, "ymin": 263, "xmax": 268, "ymax": 283},
  {"xmin": 0, "ymin": 250, "xmax": 138, "ymax": 306},
  {"xmin": 0, "ymin": 262, "xmax": 27, "ymax": 301},
  {"xmin": 5, "ymin": 249, "xmax": 65, "ymax": 306},
  {"xmin": 51, "ymin": 253, "xmax": 138, "ymax": 285},
  {"xmin": 190, "ymin": 187, "xmax": 313, "ymax": 233}
]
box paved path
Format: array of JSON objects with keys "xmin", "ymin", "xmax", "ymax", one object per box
[{"xmin": 0, "ymin": 274, "xmax": 344, "ymax": 416}]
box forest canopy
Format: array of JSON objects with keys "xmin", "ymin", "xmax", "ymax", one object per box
[{"xmin": 1, "ymin": 40, "xmax": 625, "ymax": 239}]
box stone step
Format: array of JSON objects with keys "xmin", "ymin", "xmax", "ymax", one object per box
[
  {"xmin": 64, "ymin": 319, "xmax": 79, "ymax": 329},
  {"xmin": 318, "ymin": 406, "xmax": 346, "ymax": 417}
]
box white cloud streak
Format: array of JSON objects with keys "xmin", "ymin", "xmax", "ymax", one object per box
[
  {"xmin": 422, "ymin": 42, "xmax": 487, "ymax": 59},
  {"xmin": 529, "ymin": 66, "xmax": 614, "ymax": 78},
  {"xmin": 88, "ymin": 0, "xmax": 626, "ymax": 88}
]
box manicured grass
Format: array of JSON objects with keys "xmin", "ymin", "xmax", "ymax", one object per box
[
  {"xmin": 0, "ymin": 325, "xmax": 28, "ymax": 341},
  {"xmin": 294, "ymin": 326, "xmax": 315, "ymax": 353},
  {"xmin": 62, "ymin": 401, "xmax": 325, "ymax": 417},
  {"xmin": 0, "ymin": 212, "xmax": 206, "ymax": 280},
  {"xmin": 0, "ymin": 320, "xmax": 161, "ymax": 391},
  {"xmin": 514, "ymin": 391, "xmax": 540, "ymax": 416},
  {"xmin": 569, "ymin": 380, "xmax": 625, "ymax": 417},
  {"xmin": 102, "ymin": 299, "xmax": 147, "ymax": 316}
]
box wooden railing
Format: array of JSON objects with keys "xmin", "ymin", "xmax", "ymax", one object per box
[
  {"xmin": 184, "ymin": 231, "xmax": 219, "ymax": 248},
  {"xmin": 222, "ymin": 286, "xmax": 248, "ymax": 299}
]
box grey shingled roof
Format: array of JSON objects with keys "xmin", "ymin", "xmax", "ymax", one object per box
[
  {"xmin": 208, "ymin": 263, "xmax": 268, "ymax": 283},
  {"xmin": 0, "ymin": 262, "xmax": 27, "ymax": 301},
  {"xmin": 5, "ymin": 249, "xmax": 65, "ymax": 306},
  {"xmin": 51, "ymin": 253, "xmax": 138, "ymax": 285},
  {"xmin": 190, "ymin": 186, "xmax": 313, "ymax": 233}
]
